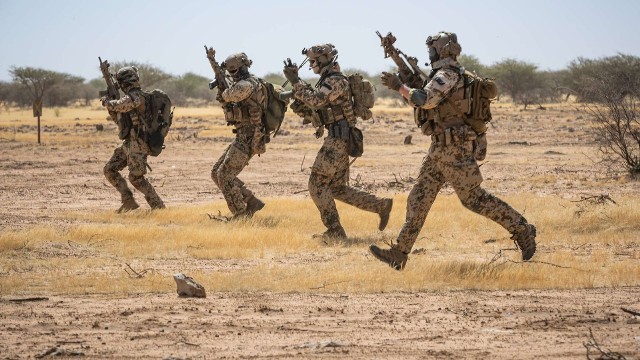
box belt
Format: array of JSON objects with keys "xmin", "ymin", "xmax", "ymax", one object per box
[{"xmin": 431, "ymin": 126, "xmax": 474, "ymax": 145}]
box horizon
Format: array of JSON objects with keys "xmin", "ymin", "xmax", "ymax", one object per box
[{"xmin": 1, "ymin": 0, "xmax": 639, "ymax": 82}]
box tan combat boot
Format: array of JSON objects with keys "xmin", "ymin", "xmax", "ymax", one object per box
[
  {"xmin": 312, "ymin": 226, "xmax": 347, "ymax": 240},
  {"xmin": 369, "ymin": 243, "xmax": 408, "ymax": 271},
  {"xmin": 246, "ymin": 196, "xmax": 265, "ymax": 217},
  {"xmin": 378, "ymin": 198, "xmax": 393, "ymax": 231},
  {"xmin": 145, "ymin": 195, "xmax": 166, "ymax": 210},
  {"xmin": 511, "ymin": 223, "xmax": 537, "ymax": 261},
  {"xmin": 117, "ymin": 198, "xmax": 140, "ymax": 213}
]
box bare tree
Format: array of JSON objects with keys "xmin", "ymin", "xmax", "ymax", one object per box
[{"xmin": 586, "ymin": 78, "xmax": 640, "ymax": 178}]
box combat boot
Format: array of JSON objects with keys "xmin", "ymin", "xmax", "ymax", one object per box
[
  {"xmin": 312, "ymin": 226, "xmax": 348, "ymax": 240},
  {"xmin": 245, "ymin": 196, "xmax": 265, "ymax": 217},
  {"xmin": 117, "ymin": 198, "xmax": 140, "ymax": 213},
  {"xmin": 511, "ymin": 223, "xmax": 537, "ymax": 261},
  {"xmin": 378, "ymin": 198, "xmax": 393, "ymax": 231},
  {"xmin": 369, "ymin": 243, "xmax": 408, "ymax": 271},
  {"xmin": 145, "ymin": 195, "xmax": 166, "ymax": 210}
]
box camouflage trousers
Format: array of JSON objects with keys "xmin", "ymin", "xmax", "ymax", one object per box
[
  {"xmin": 211, "ymin": 127, "xmax": 264, "ymax": 215},
  {"xmin": 103, "ymin": 137, "xmax": 165, "ymax": 208},
  {"xmin": 395, "ymin": 130, "xmax": 527, "ymax": 254},
  {"xmin": 309, "ymin": 136, "xmax": 388, "ymax": 231}
]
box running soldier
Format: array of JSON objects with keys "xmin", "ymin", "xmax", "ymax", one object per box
[
  {"xmin": 283, "ymin": 43, "xmax": 393, "ymax": 239},
  {"xmin": 102, "ymin": 66, "xmax": 165, "ymax": 213},
  {"xmin": 370, "ymin": 31, "xmax": 537, "ymax": 270},
  {"xmin": 210, "ymin": 52, "xmax": 267, "ymax": 219}
]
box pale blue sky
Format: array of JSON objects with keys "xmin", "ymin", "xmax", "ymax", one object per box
[{"xmin": 1, "ymin": 0, "xmax": 638, "ymax": 82}]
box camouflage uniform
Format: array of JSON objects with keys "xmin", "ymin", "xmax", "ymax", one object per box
[
  {"xmin": 211, "ymin": 53, "xmax": 266, "ymax": 217},
  {"xmin": 289, "ymin": 51, "xmax": 392, "ymax": 238},
  {"xmin": 103, "ymin": 85, "xmax": 165, "ymax": 212},
  {"xmin": 371, "ymin": 32, "xmax": 536, "ymax": 269}
]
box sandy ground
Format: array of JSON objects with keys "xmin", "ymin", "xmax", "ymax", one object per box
[
  {"xmin": 1, "ymin": 289, "xmax": 639, "ymax": 359},
  {"xmin": 1, "ymin": 104, "xmax": 639, "ymax": 358}
]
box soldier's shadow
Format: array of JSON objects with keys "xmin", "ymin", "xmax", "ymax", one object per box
[{"xmin": 320, "ymin": 232, "xmax": 392, "ymax": 247}]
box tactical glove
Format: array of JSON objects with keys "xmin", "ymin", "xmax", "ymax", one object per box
[
  {"xmin": 381, "ymin": 72, "xmax": 402, "ymax": 91},
  {"xmin": 473, "ymin": 132, "xmax": 487, "ymax": 161},
  {"xmin": 100, "ymin": 96, "xmax": 109, "ymax": 107},
  {"xmin": 283, "ymin": 64, "xmax": 300, "ymax": 85}
]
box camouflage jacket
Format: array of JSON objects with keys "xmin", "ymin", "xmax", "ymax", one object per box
[
  {"xmin": 105, "ymin": 87, "xmax": 147, "ymax": 128},
  {"xmin": 292, "ymin": 63, "xmax": 356, "ymax": 126},
  {"xmin": 221, "ymin": 75, "xmax": 266, "ymax": 126}
]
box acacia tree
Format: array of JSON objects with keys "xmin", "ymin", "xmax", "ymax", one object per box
[
  {"xmin": 458, "ymin": 54, "xmax": 487, "ymax": 75},
  {"xmin": 10, "ymin": 66, "xmax": 82, "ymax": 142},
  {"xmin": 10, "ymin": 67, "xmax": 68, "ymax": 106},
  {"xmin": 110, "ymin": 61, "xmax": 172, "ymax": 89},
  {"xmin": 489, "ymin": 59, "xmax": 546, "ymax": 109}
]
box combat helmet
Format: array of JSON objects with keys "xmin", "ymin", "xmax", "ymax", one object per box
[
  {"xmin": 223, "ymin": 52, "xmax": 252, "ymax": 80},
  {"xmin": 426, "ymin": 31, "xmax": 461, "ymax": 63},
  {"xmin": 116, "ymin": 66, "xmax": 140, "ymax": 91},
  {"xmin": 303, "ymin": 43, "xmax": 338, "ymax": 74}
]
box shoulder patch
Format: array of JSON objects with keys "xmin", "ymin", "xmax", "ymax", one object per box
[{"xmin": 319, "ymin": 82, "xmax": 333, "ymax": 95}]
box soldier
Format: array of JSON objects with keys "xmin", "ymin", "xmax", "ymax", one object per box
[
  {"xmin": 283, "ymin": 43, "xmax": 393, "ymax": 239},
  {"xmin": 102, "ymin": 66, "xmax": 165, "ymax": 213},
  {"xmin": 370, "ymin": 31, "xmax": 537, "ymax": 270},
  {"xmin": 211, "ymin": 53, "xmax": 266, "ymax": 219}
]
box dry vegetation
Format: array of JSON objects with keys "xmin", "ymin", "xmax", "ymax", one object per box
[{"xmin": 1, "ymin": 101, "xmax": 639, "ymax": 359}]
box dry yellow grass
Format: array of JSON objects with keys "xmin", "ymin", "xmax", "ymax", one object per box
[
  {"xmin": 1, "ymin": 101, "xmax": 638, "ymax": 297},
  {"xmin": 1, "ymin": 194, "xmax": 638, "ymax": 296}
]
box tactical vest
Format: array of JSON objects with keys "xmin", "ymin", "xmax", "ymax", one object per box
[
  {"xmin": 125, "ymin": 88, "xmax": 148, "ymax": 133},
  {"xmin": 415, "ymin": 66, "xmax": 470, "ymax": 136},
  {"xmin": 224, "ymin": 76, "xmax": 266, "ymax": 127},
  {"xmin": 317, "ymin": 73, "xmax": 357, "ymax": 127}
]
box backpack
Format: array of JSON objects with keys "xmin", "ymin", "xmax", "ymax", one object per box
[
  {"xmin": 143, "ymin": 89, "xmax": 173, "ymax": 156},
  {"xmin": 257, "ymin": 79, "xmax": 288, "ymax": 137},
  {"xmin": 347, "ymin": 73, "xmax": 375, "ymax": 120},
  {"xmin": 461, "ymin": 71, "xmax": 498, "ymax": 134}
]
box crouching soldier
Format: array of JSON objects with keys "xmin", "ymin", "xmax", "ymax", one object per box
[
  {"xmin": 102, "ymin": 66, "xmax": 166, "ymax": 213},
  {"xmin": 209, "ymin": 52, "xmax": 267, "ymax": 219}
]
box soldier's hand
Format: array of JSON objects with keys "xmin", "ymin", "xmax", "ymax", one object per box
[
  {"xmin": 216, "ymin": 90, "xmax": 224, "ymax": 103},
  {"xmin": 100, "ymin": 96, "xmax": 109, "ymax": 107},
  {"xmin": 381, "ymin": 71, "xmax": 403, "ymax": 91},
  {"xmin": 283, "ymin": 60, "xmax": 300, "ymax": 85},
  {"xmin": 473, "ymin": 132, "xmax": 487, "ymax": 161}
]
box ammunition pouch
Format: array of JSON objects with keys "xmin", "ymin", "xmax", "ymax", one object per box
[
  {"xmin": 328, "ymin": 120, "xmax": 363, "ymax": 157},
  {"xmin": 348, "ymin": 126, "xmax": 363, "ymax": 157},
  {"xmin": 117, "ymin": 114, "xmax": 133, "ymax": 140},
  {"xmin": 327, "ymin": 119, "xmax": 350, "ymax": 140}
]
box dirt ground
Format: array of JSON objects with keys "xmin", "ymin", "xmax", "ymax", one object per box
[
  {"xmin": 1, "ymin": 288, "xmax": 639, "ymax": 359},
  {"xmin": 1, "ymin": 104, "xmax": 639, "ymax": 358}
]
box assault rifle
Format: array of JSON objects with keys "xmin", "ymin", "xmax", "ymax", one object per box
[
  {"xmin": 204, "ymin": 45, "xmax": 229, "ymax": 93},
  {"xmin": 98, "ymin": 57, "xmax": 130, "ymax": 139},
  {"xmin": 376, "ymin": 31, "xmax": 428, "ymax": 89}
]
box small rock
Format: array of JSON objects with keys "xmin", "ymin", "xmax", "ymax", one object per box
[
  {"xmin": 173, "ymin": 273, "xmax": 206, "ymax": 298},
  {"xmin": 404, "ymin": 135, "xmax": 412, "ymax": 145}
]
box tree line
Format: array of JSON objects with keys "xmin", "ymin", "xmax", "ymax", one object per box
[
  {"xmin": 1, "ymin": 54, "xmax": 639, "ymax": 109},
  {"xmin": 1, "ymin": 54, "xmax": 638, "ymax": 177}
]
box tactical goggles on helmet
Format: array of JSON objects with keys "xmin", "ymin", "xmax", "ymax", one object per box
[{"xmin": 426, "ymin": 34, "xmax": 439, "ymax": 46}]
